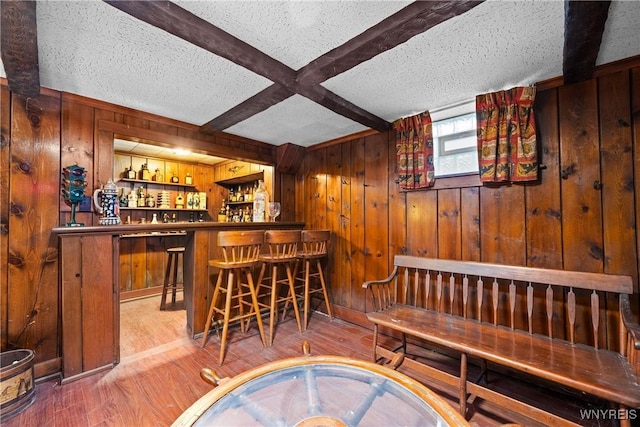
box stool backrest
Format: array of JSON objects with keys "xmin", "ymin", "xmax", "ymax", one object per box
[
  {"xmin": 217, "ymin": 230, "xmax": 264, "ymax": 264},
  {"xmin": 301, "ymin": 230, "xmax": 330, "ymax": 256},
  {"xmin": 265, "ymin": 230, "xmax": 300, "ymax": 259}
]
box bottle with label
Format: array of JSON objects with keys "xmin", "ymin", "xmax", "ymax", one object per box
[
  {"xmin": 236, "ymin": 185, "xmax": 244, "ymax": 202},
  {"xmin": 252, "ymin": 180, "xmax": 268, "ymax": 222},
  {"xmin": 185, "ymin": 173, "xmax": 193, "ymax": 185},
  {"xmin": 140, "ymin": 163, "xmax": 151, "ymax": 180},
  {"xmin": 175, "ymin": 193, "xmax": 185, "ymax": 209},
  {"xmin": 217, "ymin": 199, "xmax": 227, "ymax": 222},
  {"xmin": 170, "ymin": 172, "xmax": 179, "ymax": 184},
  {"xmin": 137, "ymin": 186, "xmax": 146, "ymax": 207},
  {"xmin": 145, "ymin": 193, "xmax": 155, "ymax": 208},
  {"xmin": 126, "ymin": 167, "xmax": 137, "ymax": 180},
  {"xmin": 153, "ymin": 168, "xmax": 164, "ymax": 182}
]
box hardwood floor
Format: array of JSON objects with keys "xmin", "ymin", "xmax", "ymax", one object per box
[{"xmin": 3, "ymin": 295, "xmax": 615, "ymax": 426}]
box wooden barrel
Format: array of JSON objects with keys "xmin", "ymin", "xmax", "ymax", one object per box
[{"xmin": 0, "ymin": 349, "xmax": 36, "ymax": 420}]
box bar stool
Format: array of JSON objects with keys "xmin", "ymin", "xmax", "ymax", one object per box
[
  {"xmin": 292, "ymin": 230, "xmax": 333, "ymax": 330},
  {"xmin": 202, "ymin": 230, "xmax": 266, "ymax": 365},
  {"xmin": 160, "ymin": 247, "xmax": 185, "ymax": 310},
  {"xmin": 254, "ymin": 230, "xmax": 302, "ymax": 346}
]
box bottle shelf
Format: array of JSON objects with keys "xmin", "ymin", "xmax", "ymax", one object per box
[
  {"xmin": 117, "ymin": 178, "xmax": 198, "ymax": 189},
  {"xmin": 119, "ymin": 207, "xmax": 208, "ymax": 212}
]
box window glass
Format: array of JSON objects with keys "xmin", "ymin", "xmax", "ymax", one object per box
[{"xmin": 432, "ymin": 112, "xmax": 478, "ymax": 177}]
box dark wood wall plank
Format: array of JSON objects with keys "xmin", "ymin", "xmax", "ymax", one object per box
[
  {"xmin": 479, "ymin": 185, "xmax": 526, "ymax": 265},
  {"xmin": 325, "ymin": 144, "xmax": 345, "ymax": 307},
  {"xmin": 7, "ymin": 93, "xmax": 61, "ymax": 362},
  {"xmin": 526, "ymin": 90, "xmax": 562, "ymax": 269},
  {"xmin": 460, "ymin": 187, "xmax": 480, "ymax": 262},
  {"xmin": 598, "ymin": 70, "xmax": 637, "ymax": 348},
  {"xmin": 349, "ymin": 138, "xmax": 366, "ymax": 312},
  {"xmin": 437, "ymin": 188, "xmax": 461, "ymax": 260},
  {"xmin": 0, "ymin": 85, "xmax": 10, "ymax": 350},
  {"xmin": 406, "ymin": 190, "xmax": 437, "ymax": 258},
  {"xmin": 559, "ymin": 80, "xmax": 604, "ymax": 273},
  {"xmin": 633, "ymin": 67, "xmax": 640, "ymax": 299},
  {"xmin": 362, "ymin": 133, "xmax": 389, "ymax": 301},
  {"xmin": 61, "ymin": 100, "xmax": 95, "ymax": 225}
]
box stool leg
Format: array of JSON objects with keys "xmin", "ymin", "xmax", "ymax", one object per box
[
  {"xmin": 285, "ymin": 262, "xmax": 302, "ymax": 333},
  {"xmin": 268, "ymin": 264, "xmax": 278, "ymax": 346},
  {"xmin": 171, "ymin": 253, "xmax": 180, "ymax": 305},
  {"xmin": 246, "ymin": 269, "xmax": 266, "ymax": 348},
  {"xmin": 304, "ymin": 259, "xmax": 311, "ymax": 331},
  {"xmin": 160, "ymin": 253, "xmax": 174, "ymax": 310},
  {"xmin": 245, "ymin": 262, "xmax": 267, "ymax": 332},
  {"xmin": 202, "ymin": 270, "xmax": 224, "ymax": 348},
  {"xmin": 316, "ymin": 259, "xmax": 332, "ymax": 320},
  {"xmin": 219, "ymin": 270, "xmax": 235, "ymax": 365}
]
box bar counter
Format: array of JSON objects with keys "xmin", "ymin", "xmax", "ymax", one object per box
[{"xmin": 52, "ymin": 221, "xmax": 304, "ymax": 382}]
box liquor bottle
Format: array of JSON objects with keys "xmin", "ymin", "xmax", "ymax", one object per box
[
  {"xmin": 252, "ymin": 180, "xmax": 268, "ymax": 222},
  {"xmin": 185, "ymin": 173, "xmax": 193, "ymax": 185},
  {"xmin": 145, "ymin": 193, "xmax": 155, "ymax": 208},
  {"xmin": 218, "ymin": 199, "xmax": 227, "ymax": 222},
  {"xmin": 236, "ymin": 185, "xmax": 244, "ymax": 202},
  {"xmin": 137, "ymin": 186, "xmax": 146, "ymax": 207},
  {"xmin": 140, "ymin": 163, "xmax": 151, "ymax": 180},
  {"xmin": 229, "ymin": 187, "xmax": 236, "ymax": 202},
  {"xmin": 153, "ymin": 168, "xmax": 164, "ymax": 182},
  {"xmin": 126, "ymin": 167, "xmax": 137, "ymax": 180},
  {"xmin": 175, "ymin": 193, "xmax": 185, "ymax": 209},
  {"xmin": 170, "ymin": 172, "xmax": 179, "ymax": 183}
]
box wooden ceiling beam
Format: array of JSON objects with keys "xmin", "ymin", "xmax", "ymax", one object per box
[
  {"xmin": 563, "ymin": 1, "xmax": 611, "ymax": 85},
  {"xmin": 200, "ymin": 84, "xmax": 294, "ymax": 134},
  {"xmin": 1, "ymin": 1, "xmax": 40, "ymax": 97}
]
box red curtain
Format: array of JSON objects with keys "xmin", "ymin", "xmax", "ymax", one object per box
[
  {"xmin": 394, "ymin": 111, "xmax": 435, "ymax": 190},
  {"xmin": 476, "ymin": 86, "xmax": 538, "ymax": 182}
]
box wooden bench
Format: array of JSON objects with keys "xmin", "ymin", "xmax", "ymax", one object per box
[{"xmin": 363, "ymin": 255, "xmax": 640, "ymax": 426}]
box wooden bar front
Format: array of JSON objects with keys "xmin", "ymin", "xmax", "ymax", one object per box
[{"xmin": 53, "ymin": 221, "xmax": 304, "ymax": 382}]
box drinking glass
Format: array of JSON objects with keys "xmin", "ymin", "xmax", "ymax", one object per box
[{"xmin": 268, "ymin": 202, "xmax": 281, "ymax": 222}]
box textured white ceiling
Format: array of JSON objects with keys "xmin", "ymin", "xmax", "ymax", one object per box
[{"xmin": 1, "ymin": 0, "xmax": 639, "ymax": 148}]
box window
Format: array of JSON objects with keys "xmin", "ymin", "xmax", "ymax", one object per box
[{"xmin": 432, "ymin": 112, "xmax": 478, "ymax": 177}]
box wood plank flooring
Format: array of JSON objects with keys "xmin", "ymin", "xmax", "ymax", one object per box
[{"xmin": 3, "ymin": 295, "xmax": 616, "ymax": 426}]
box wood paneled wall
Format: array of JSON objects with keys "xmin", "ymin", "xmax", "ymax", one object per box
[{"xmin": 297, "ymin": 63, "xmax": 640, "ymax": 346}]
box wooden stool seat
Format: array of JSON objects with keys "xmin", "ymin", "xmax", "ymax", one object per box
[
  {"xmin": 202, "ymin": 230, "xmax": 266, "ymax": 365},
  {"xmin": 254, "ymin": 230, "xmax": 302, "ymax": 346},
  {"xmin": 160, "ymin": 246, "xmax": 185, "ymax": 310},
  {"xmin": 292, "ymin": 230, "xmax": 333, "ymax": 330}
]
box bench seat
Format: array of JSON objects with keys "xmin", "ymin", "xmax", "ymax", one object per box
[
  {"xmin": 363, "ymin": 256, "xmax": 640, "ymax": 426},
  {"xmin": 367, "ymin": 304, "xmax": 640, "ymax": 408}
]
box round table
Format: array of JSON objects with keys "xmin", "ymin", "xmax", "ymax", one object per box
[{"xmin": 173, "ymin": 354, "xmax": 468, "ymax": 427}]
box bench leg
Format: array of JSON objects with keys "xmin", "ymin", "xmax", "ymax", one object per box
[
  {"xmin": 459, "ymin": 353, "xmax": 468, "ymax": 418},
  {"xmin": 371, "ymin": 324, "xmax": 379, "ymax": 363}
]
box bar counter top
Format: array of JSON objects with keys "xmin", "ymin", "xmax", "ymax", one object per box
[{"xmin": 52, "ymin": 220, "xmax": 305, "ymax": 235}]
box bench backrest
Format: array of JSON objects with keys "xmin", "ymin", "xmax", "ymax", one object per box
[{"xmin": 374, "ymin": 256, "xmax": 634, "ymax": 351}]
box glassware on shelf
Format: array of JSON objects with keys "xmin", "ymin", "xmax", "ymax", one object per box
[{"xmin": 268, "ymin": 202, "xmax": 281, "ymax": 222}]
